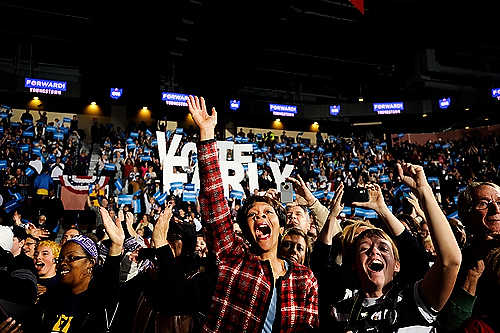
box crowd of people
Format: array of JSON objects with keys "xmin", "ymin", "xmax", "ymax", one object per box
[{"xmin": 0, "ymin": 97, "xmax": 499, "ymax": 332}]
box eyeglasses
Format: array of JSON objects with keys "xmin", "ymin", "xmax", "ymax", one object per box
[
  {"xmin": 57, "ymin": 255, "xmax": 88, "ymax": 265},
  {"xmin": 473, "ymin": 199, "xmax": 500, "ymax": 211}
]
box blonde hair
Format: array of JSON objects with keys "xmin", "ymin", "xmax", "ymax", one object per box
[
  {"xmin": 37, "ymin": 240, "xmax": 61, "ymax": 258},
  {"xmin": 342, "ymin": 220, "xmax": 376, "ymax": 256},
  {"xmin": 352, "ymin": 228, "xmax": 400, "ymax": 263}
]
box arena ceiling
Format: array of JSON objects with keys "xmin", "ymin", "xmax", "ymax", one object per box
[{"xmin": 0, "ymin": 0, "xmax": 499, "ymax": 129}]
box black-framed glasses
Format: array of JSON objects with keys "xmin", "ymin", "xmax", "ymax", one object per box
[
  {"xmin": 57, "ymin": 255, "xmax": 88, "ymax": 265},
  {"xmin": 473, "ymin": 199, "xmax": 500, "ymax": 211}
]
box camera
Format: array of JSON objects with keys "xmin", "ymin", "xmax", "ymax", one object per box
[
  {"xmin": 280, "ymin": 182, "xmax": 294, "ymax": 203},
  {"xmin": 342, "ymin": 186, "xmax": 369, "ymax": 205}
]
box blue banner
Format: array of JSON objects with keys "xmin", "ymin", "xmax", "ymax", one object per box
[
  {"xmin": 19, "ymin": 144, "xmax": 29, "ymax": 153},
  {"xmin": 230, "ymin": 190, "xmax": 244, "ymax": 200},
  {"xmin": 184, "ymin": 183, "xmax": 195, "ymax": 191},
  {"xmin": 447, "ymin": 211, "xmax": 459, "ymax": 219},
  {"xmin": 53, "ymin": 132, "xmax": 64, "ymax": 140},
  {"xmin": 63, "ymin": 117, "xmax": 71, "ymax": 123},
  {"xmin": 326, "ymin": 192, "xmax": 335, "ymax": 200},
  {"xmin": 269, "ymin": 103, "xmax": 297, "ymax": 117},
  {"xmin": 183, "ymin": 191, "xmax": 197, "ymax": 202},
  {"xmin": 379, "ymin": 175, "xmax": 390, "ymax": 183},
  {"xmin": 342, "ymin": 206, "xmax": 352, "ymax": 215},
  {"xmin": 162, "ymin": 92, "xmax": 189, "ymax": 106},
  {"xmin": 145, "ymin": 129, "xmax": 152, "ymax": 137},
  {"xmin": 46, "ymin": 126, "xmax": 56, "ymax": 133},
  {"xmin": 369, "ymin": 167, "xmax": 379, "ymax": 173},
  {"xmin": 170, "ymin": 182, "xmax": 183, "ymax": 191},
  {"xmin": 3, "ymin": 200, "xmax": 21, "ymax": 213},
  {"xmin": 373, "ymin": 102, "xmax": 404, "ymax": 115},
  {"xmin": 427, "ymin": 177, "xmax": 440, "ymax": 184},
  {"xmin": 104, "ymin": 163, "xmax": 116, "ymax": 171},
  {"xmin": 117, "ymin": 195, "xmax": 133, "ymax": 205},
  {"xmin": 22, "ymin": 131, "xmax": 34, "ymax": 137},
  {"xmin": 110, "ymin": 88, "xmax": 123, "ymax": 100},
  {"xmin": 127, "ymin": 143, "xmax": 136, "ymax": 150},
  {"xmin": 130, "ymin": 132, "xmax": 139, "ymax": 138},
  {"xmin": 133, "ymin": 199, "xmax": 141, "ymax": 214},
  {"xmin": 114, "ymin": 179, "xmax": 123, "ymax": 192},
  {"xmin": 25, "ymin": 77, "xmax": 67, "ymax": 91},
  {"xmin": 354, "ymin": 208, "xmax": 378, "ymax": 219},
  {"xmin": 156, "ymin": 193, "xmax": 167, "ymax": 205},
  {"xmin": 255, "ymin": 158, "xmax": 266, "ymax": 166},
  {"xmin": 25, "ymin": 167, "xmax": 34, "ymax": 177},
  {"xmin": 313, "ymin": 190, "xmax": 325, "ymax": 199},
  {"xmin": 0, "ymin": 160, "xmax": 7, "ymax": 169},
  {"xmin": 140, "ymin": 155, "xmax": 152, "ymax": 161}
]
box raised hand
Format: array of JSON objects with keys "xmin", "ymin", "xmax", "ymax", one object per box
[
  {"xmin": 0, "ymin": 318, "xmax": 23, "ymax": 333},
  {"xmin": 329, "ymin": 182, "xmax": 345, "ymax": 219},
  {"xmin": 397, "ymin": 162, "xmax": 430, "ymax": 193},
  {"xmin": 125, "ymin": 211, "xmax": 134, "ymax": 226},
  {"xmin": 287, "ymin": 174, "xmax": 316, "ymax": 206},
  {"xmin": 100, "ymin": 207, "xmax": 125, "ymax": 255},
  {"xmin": 187, "ymin": 96, "xmax": 217, "ymax": 140},
  {"xmin": 406, "ymin": 192, "xmax": 425, "ymax": 218},
  {"xmin": 117, "ymin": 208, "xmax": 124, "ymax": 223},
  {"xmin": 352, "ymin": 183, "xmax": 386, "ymax": 212},
  {"xmin": 26, "ymin": 224, "xmax": 50, "ymax": 239},
  {"xmin": 152, "ymin": 203, "xmax": 174, "ymax": 249}
]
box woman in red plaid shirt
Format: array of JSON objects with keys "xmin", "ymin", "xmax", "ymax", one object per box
[{"xmin": 187, "ymin": 96, "xmax": 319, "ymax": 332}]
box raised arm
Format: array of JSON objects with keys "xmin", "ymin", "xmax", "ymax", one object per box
[
  {"xmin": 187, "ymin": 96, "xmax": 241, "ymax": 260},
  {"xmin": 352, "ymin": 183, "xmax": 405, "ymax": 236},
  {"xmin": 398, "ymin": 162, "xmax": 461, "ymax": 311},
  {"xmin": 318, "ymin": 182, "xmax": 344, "ymax": 245},
  {"xmin": 288, "ymin": 174, "xmax": 330, "ymax": 231}
]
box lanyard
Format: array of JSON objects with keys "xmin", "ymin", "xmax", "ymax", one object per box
[{"xmin": 104, "ymin": 302, "xmax": 119, "ymax": 333}]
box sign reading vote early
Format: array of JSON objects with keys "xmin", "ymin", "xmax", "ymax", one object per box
[
  {"xmin": 330, "ymin": 105, "xmax": 340, "ymax": 116},
  {"xmin": 157, "ymin": 133, "xmax": 294, "ymax": 197},
  {"xmin": 110, "ymin": 88, "xmax": 123, "ymax": 100},
  {"xmin": 269, "ymin": 104, "xmax": 297, "ymax": 117},
  {"xmin": 25, "ymin": 78, "xmax": 67, "ymax": 95},
  {"xmin": 162, "ymin": 92, "xmax": 189, "ymax": 106},
  {"xmin": 373, "ymin": 102, "xmax": 404, "ymax": 115}
]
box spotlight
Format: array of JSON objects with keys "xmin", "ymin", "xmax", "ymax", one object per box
[
  {"xmin": 275, "ymin": 118, "xmax": 280, "ymax": 122},
  {"xmin": 91, "ymin": 102, "xmax": 97, "ymax": 106},
  {"xmin": 313, "ymin": 122, "xmax": 318, "ymax": 125},
  {"xmin": 422, "ymin": 114, "xmax": 428, "ymax": 118},
  {"xmin": 33, "ymin": 97, "xmax": 39, "ymax": 101},
  {"xmin": 358, "ymin": 97, "xmax": 364, "ymax": 102}
]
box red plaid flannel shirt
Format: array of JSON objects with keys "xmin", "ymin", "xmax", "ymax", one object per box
[{"xmin": 198, "ymin": 140, "xmax": 319, "ymax": 333}]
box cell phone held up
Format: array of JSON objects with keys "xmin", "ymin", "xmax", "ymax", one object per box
[{"xmin": 280, "ymin": 182, "xmax": 294, "ymax": 203}]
